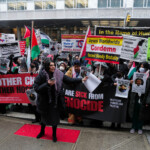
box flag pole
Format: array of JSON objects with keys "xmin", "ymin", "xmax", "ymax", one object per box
[{"xmin": 31, "ymin": 21, "xmax": 34, "ymax": 50}]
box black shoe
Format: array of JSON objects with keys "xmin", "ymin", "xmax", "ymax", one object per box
[
  {"xmin": 36, "ymin": 132, "xmax": 44, "ymax": 139},
  {"xmin": 53, "ymin": 136, "xmax": 57, "ymax": 142}
]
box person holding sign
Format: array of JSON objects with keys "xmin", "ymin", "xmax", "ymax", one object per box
[
  {"xmin": 129, "ymin": 62, "xmax": 149, "ymax": 135},
  {"xmin": 33, "ymin": 58, "xmax": 88, "ymax": 142}
]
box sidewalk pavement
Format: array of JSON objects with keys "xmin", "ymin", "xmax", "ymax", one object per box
[{"xmin": 0, "ymin": 116, "xmax": 150, "ymax": 150}]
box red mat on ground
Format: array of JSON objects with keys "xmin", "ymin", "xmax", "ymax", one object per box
[{"xmin": 14, "ymin": 124, "xmax": 80, "ymax": 143}]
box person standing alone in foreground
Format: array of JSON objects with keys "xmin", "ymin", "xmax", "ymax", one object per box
[{"xmin": 33, "ymin": 58, "xmax": 88, "ymax": 142}]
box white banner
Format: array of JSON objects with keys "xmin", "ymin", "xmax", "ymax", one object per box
[
  {"xmin": 121, "ymin": 35, "xmax": 148, "ymax": 62},
  {"xmin": 132, "ymin": 72, "xmax": 147, "ymax": 94},
  {"xmin": 115, "ymin": 79, "xmax": 130, "ymax": 98},
  {"xmin": 5, "ymin": 34, "xmax": 15, "ymax": 42},
  {"xmin": 0, "ymin": 41, "xmax": 21, "ymax": 58},
  {"xmin": 62, "ymin": 34, "xmax": 85, "ymax": 52}
]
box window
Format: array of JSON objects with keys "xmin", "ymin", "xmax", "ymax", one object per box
[
  {"xmin": 0, "ymin": 0, "xmax": 6, "ymax": 3},
  {"xmin": 148, "ymin": 0, "xmax": 150, "ymax": 7},
  {"xmin": 134, "ymin": 0, "xmax": 144, "ymax": 7},
  {"xmin": 43, "ymin": 1, "xmax": 56, "ymax": 9},
  {"xmin": 75, "ymin": 0, "xmax": 88, "ymax": 8},
  {"xmin": 17, "ymin": 2, "xmax": 27, "ymax": 10},
  {"xmin": 98, "ymin": 0, "xmax": 107, "ymax": 8},
  {"xmin": 111, "ymin": 0, "xmax": 120, "ymax": 7},
  {"xmin": 65, "ymin": 0, "xmax": 74, "ymax": 8},
  {"xmin": 35, "ymin": 1, "xmax": 42, "ymax": 10},
  {"xmin": 8, "ymin": 2, "xmax": 16, "ymax": 10}
]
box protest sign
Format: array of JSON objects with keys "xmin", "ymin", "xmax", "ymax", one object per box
[
  {"xmin": 19, "ymin": 41, "xmax": 26, "ymax": 56},
  {"xmin": 85, "ymin": 35, "xmax": 123, "ymax": 64},
  {"xmin": 121, "ymin": 35, "xmax": 148, "ymax": 62},
  {"xmin": 0, "ymin": 33, "xmax": 5, "ymax": 43},
  {"xmin": 35, "ymin": 29, "xmax": 42, "ymax": 51},
  {"xmin": 83, "ymin": 73, "xmax": 101, "ymax": 93},
  {"xmin": 96, "ymin": 26, "xmax": 150, "ymax": 38},
  {"xmin": 50, "ymin": 41, "xmax": 58, "ymax": 55},
  {"xmin": 62, "ymin": 34, "xmax": 85, "ymax": 52},
  {"xmin": 5, "ymin": 34, "xmax": 15, "ymax": 42},
  {"xmin": 0, "ymin": 58, "xmax": 10, "ymax": 74},
  {"xmin": 18, "ymin": 57, "xmax": 28, "ymax": 73},
  {"xmin": 26, "ymin": 88, "xmax": 37, "ymax": 106},
  {"xmin": 115, "ymin": 79, "xmax": 130, "ymax": 98},
  {"xmin": 147, "ymin": 37, "xmax": 150, "ymax": 62},
  {"xmin": 0, "ymin": 41, "xmax": 21, "ymax": 58},
  {"xmin": 63, "ymin": 82, "xmax": 128, "ymax": 123},
  {"xmin": 132, "ymin": 72, "xmax": 147, "ymax": 94},
  {"xmin": 0, "ymin": 74, "xmax": 37, "ymax": 103}
]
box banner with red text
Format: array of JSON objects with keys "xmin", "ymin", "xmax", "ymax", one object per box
[
  {"xmin": 19, "ymin": 41, "xmax": 26, "ymax": 56},
  {"xmin": 61, "ymin": 34, "xmax": 85, "ymax": 52},
  {"xmin": 63, "ymin": 82, "xmax": 128, "ymax": 123},
  {"xmin": 0, "ymin": 74, "xmax": 38, "ymax": 103},
  {"xmin": 85, "ymin": 36, "xmax": 123, "ymax": 64}
]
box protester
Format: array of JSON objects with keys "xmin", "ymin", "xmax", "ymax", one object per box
[
  {"xmin": 28, "ymin": 60, "xmax": 41, "ymax": 123},
  {"xmin": 33, "ymin": 58, "xmax": 88, "ymax": 142},
  {"xmin": 58, "ymin": 61, "xmax": 67, "ymax": 74},
  {"xmin": 129, "ymin": 62, "xmax": 149, "ymax": 134},
  {"xmin": 65, "ymin": 60, "xmax": 83, "ymax": 125}
]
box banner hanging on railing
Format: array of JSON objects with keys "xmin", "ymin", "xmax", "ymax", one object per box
[
  {"xmin": 0, "ymin": 74, "xmax": 37, "ymax": 103},
  {"xmin": 63, "ymin": 82, "xmax": 128, "ymax": 123}
]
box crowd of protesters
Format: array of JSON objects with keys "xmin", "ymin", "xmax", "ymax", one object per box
[{"xmin": 1, "ymin": 49, "xmax": 150, "ymax": 138}]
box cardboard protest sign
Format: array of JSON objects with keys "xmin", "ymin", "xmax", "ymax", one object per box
[
  {"xmin": 132, "ymin": 72, "xmax": 147, "ymax": 94},
  {"xmin": 62, "ymin": 34, "xmax": 85, "ymax": 52},
  {"xmin": 115, "ymin": 79, "xmax": 130, "ymax": 98},
  {"xmin": 0, "ymin": 41, "xmax": 21, "ymax": 58},
  {"xmin": 121, "ymin": 35, "xmax": 148, "ymax": 62},
  {"xmin": 0, "ymin": 58, "xmax": 10, "ymax": 74},
  {"xmin": 85, "ymin": 35, "xmax": 123, "ymax": 64}
]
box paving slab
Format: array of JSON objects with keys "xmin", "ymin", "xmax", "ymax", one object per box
[{"xmin": 0, "ymin": 116, "xmax": 150, "ymax": 150}]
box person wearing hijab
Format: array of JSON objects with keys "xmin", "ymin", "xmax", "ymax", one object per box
[{"xmin": 33, "ymin": 58, "xmax": 88, "ymax": 142}]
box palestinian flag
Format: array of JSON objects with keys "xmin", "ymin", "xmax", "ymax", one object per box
[
  {"xmin": 79, "ymin": 26, "xmax": 91, "ymax": 59},
  {"xmin": 11, "ymin": 62, "xmax": 18, "ymax": 73},
  {"xmin": 31, "ymin": 28, "xmax": 40, "ymax": 60},
  {"xmin": 133, "ymin": 45, "xmax": 139, "ymax": 58},
  {"xmin": 24, "ymin": 26, "xmax": 31, "ymax": 48},
  {"xmin": 40, "ymin": 33, "xmax": 51, "ymax": 47},
  {"xmin": 127, "ymin": 62, "xmax": 136, "ymax": 79},
  {"xmin": 134, "ymin": 39, "xmax": 145, "ymax": 58}
]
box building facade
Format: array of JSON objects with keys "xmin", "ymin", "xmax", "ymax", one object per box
[{"xmin": 0, "ymin": 0, "xmax": 150, "ymax": 41}]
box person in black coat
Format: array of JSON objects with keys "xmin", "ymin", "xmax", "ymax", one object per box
[{"xmin": 33, "ymin": 58, "xmax": 88, "ymax": 142}]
